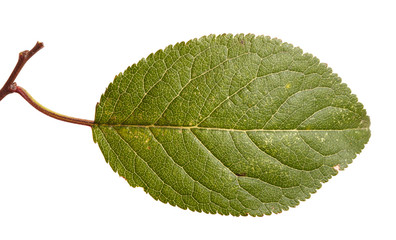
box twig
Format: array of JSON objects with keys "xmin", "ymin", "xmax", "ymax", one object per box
[
  {"xmin": 0, "ymin": 42, "xmax": 44, "ymax": 101},
  {"xmin": 0, "ymin": 41, "xmax": 94, "ymax": 127}
]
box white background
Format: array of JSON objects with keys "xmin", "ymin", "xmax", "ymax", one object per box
[{"xmin": 0, "ymin": 0, "xmax": 394, "ymax": 239}]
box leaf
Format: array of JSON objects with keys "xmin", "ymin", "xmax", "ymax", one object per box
[{"xmin": 92, "ymin": 34, "xmax": 370, "ymax": 216}]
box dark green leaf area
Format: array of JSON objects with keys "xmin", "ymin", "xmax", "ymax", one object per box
[{"xmin": 93, "ymin": 34, "xmax": 370, "ymax": 216}]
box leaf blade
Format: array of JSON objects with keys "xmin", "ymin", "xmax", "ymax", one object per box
[{"xmin": 93, "ymin": 34, "xmax": 370, "ymax": 216}]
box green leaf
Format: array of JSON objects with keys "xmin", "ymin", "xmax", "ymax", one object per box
[{"xmin": 92, "ymin": 34, "xmax": 370, "ymax": 216}]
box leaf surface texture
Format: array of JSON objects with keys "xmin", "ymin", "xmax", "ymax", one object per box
[{"xmin": 92, "ymin": 34, "xmax": 370, "ymax": 216}]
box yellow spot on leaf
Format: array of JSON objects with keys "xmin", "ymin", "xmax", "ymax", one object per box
[{"xmin": 333, "ymin": 165, "xmax": 341, "ymax": 171}]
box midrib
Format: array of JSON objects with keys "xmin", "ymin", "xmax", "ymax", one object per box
[{"xmin": 94, "ymin": 123, "xmax": 369, "ymax": 132}]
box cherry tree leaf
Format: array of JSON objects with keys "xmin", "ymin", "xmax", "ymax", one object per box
[{"xmin": 92, "ymin": 34, "xmax": 370, "ymax": 216}]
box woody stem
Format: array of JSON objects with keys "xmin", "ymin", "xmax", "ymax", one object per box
[{"xmin": 0, "ymin": 41, "xmax": 94, "ymax": 127}]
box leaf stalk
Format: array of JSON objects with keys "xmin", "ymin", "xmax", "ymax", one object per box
[{"xmin": 12, "ymin": 85, "xmax": 94, "ymax": 126}]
